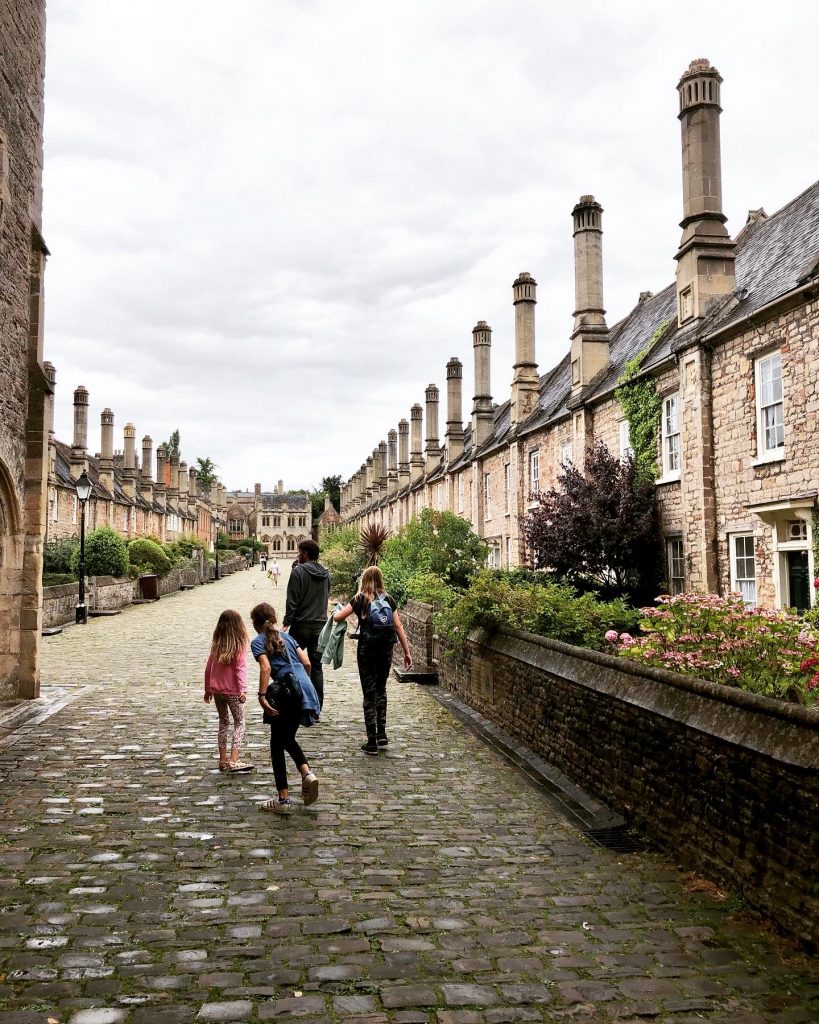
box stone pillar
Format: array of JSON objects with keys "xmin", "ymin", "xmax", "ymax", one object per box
[
  {"xmin": 378, "ymin": 440, "xmax": 388, "ymax": 494},
  {"xmin": 71, "ymin": 385, "xmax": 89, "ymax": 465},
  {"xmin": 472, "ymin": 321, "xmax": 494, "ymax": 447},
  {"xmin": 122, "ymin": 423, "xmax": 137, "ymax": 499},
  {"xmin": 425, "ymin": 384, "xmax": 441, "ymax": 471},
  {"xmin": 570, "ymin": 196, "xmax": 609, "ymax": 393},
  {"xmin": 155, "ymin": 445, "xmax": 167, "ymax": 510},
  {"xmin": 99, "ymin": 409, "xmax": 115, "ymax": 493},
  {"xmin": 398, "ymin": 419, "xmax": 410, "ymax": 488},
  {"xmin": 445, "ymin": 357, "xmax": 465, "ymax": 461},
  {"xmin": 388, "ymin": 429, "xmax": 399, "ymax": 493},
  {"xmin": 675, "ymin": 59, "xmax": 735, "ymax": 324},
  {"xmin": 410, "ymin": 403, "xmax": 425, "ymax": 482},
  {"xmin": 510, "ymin": 273, "xmax": 539, "ymax": 425},
  {"xmin": 140, "ymin": 436, "xmax": 153, "ymax": 502}
]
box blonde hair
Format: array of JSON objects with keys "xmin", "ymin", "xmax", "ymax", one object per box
[
  {"xmin": 358, "ymin": 565, "xmax": 385, "ymax": 605},
  {"xmin": 211, "ymin": 610, "xmax": 249, "ymax": 664},
  {"xmin": 250, "ymin": 602, "xmax": 285, "ymax": 657}
]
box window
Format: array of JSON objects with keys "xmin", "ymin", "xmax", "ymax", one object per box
[
  {"xmin": 483, "ymin": 473, "xmax": 491, "ymax": 520},
  {"xmin": 299, "ymin": 516, "xmax": 307, "ymax": 527},
  {"xmin": 619, "ymin": 420, "xmax": 633, "ymax": 460},
  {"xmin": 528, "ymin": 450, "xmax": 539, "ymax": 498},
  {"xmin": 504, "ymin": 464, "xmax": 511, "ymax": 513},
  {"xmin": 288, "ymin": 516, "xmax": 295, "ymax": 527},
  {"xmin": 755, "ymin": 351, "xmax": 784, "ymax": 459},
  {"xmin": 679, "ymin": 287, "xmax": 693, "ymax": 323},
  {"xmin": 273, "ymin": 538, "xmax": 281, "ymax": 551},
  {"xmin": 487, "ymin": 542, "xmax": 501, "ymax": 568},
  {"xmin": 49, "ymin": 490, "xmax": 57, "ymax": 523},
  {"xmin": 667, "ymin": 538, "xmax": 685, "ymax": 595},
  {"xmin": 71, "ymin": 495, "xmax": 78, "ymax": 526},
  {"xmin": 437, "ymin": 482, "xmax": 444, "ymax": 510},
  {"xmin": 286, "ymin": 537, "xmax": 295, "ymax": 551},
  {"xmin": 506, "ymin": 536, "xmax": 512, "ymax": 567},
  {"xmin": 731, "ymin": 534, "xmax": 757, "ymax": 606},
  {"xmin": 561, "ymin": 442, "xmax": 573, "ymax": 468},
  {"xmin": 457, "ymin": 475, "xmax": 464, "ymax": 513},
  {"xmin": 273, "ymin": 516, "xmax": 281, "ymax": 527},
  {"xmin": 662, "ymin": 394, "xmax": 681, "ymax": 478},
  {"xmin": 262, "ymin": 516, "xmax": 270, "ymax": 527}
]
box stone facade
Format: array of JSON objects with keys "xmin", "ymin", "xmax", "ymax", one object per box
[
  {"xmin": 341, "ymin": 59, "xmax": 819, "ymax": 614},
  {"xmin": 224, "ymin": 481, "xmax": 311, "ymax": 557},
  {"xmin": 0, "ymin": 0, "xmax": 50, "ymax": 699}
]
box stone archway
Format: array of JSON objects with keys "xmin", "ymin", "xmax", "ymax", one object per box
[{"xmin": 0, "ymin": 458, "xmax": 25, "ymax": 699}]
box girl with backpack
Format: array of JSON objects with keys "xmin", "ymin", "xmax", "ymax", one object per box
[
  {"xmin": 250, "ymin": 602, "xmax": 320, "ymax": 813},
  {"xmin": 333, "ymin": 566, "xmax": 412, "ymax": 755}
]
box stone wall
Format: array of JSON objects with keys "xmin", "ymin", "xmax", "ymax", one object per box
[{"xmin": 396, "ymin": 602, "xmax": 818, "ymax": 949}]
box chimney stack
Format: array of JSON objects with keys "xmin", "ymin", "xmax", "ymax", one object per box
[
  {"xmin": 178, "ymin": 460, "xmax": 188, "ymax": 500},
  {"xmin": 365, "ymin": 455, "xmax": 375, "ymax": 503},
  {"xmin": 410, "ymin": 403, "xmax": 425, "ymax": 482},
  {"xmin": 425, "ymin": 384, "xmax": 441, "ymax": 471},
  {"xmin": 188, "ymin": 465, "xmax": 198, "ymax": 514},
  {"xmin": 378, "ymin": 440, "xmax": 388, "ymax": 495},
  {"xmin": 388, "ymin": 429, "xmax": 399, "ymax": 493},
  {"xmin": 140, "ymin": 436, "xmax": 153, "ymax": 502},
  {"xmin": 570, "ymin": 196, "xmax": 609, "ymax": 392},
  {"xmin": 445, "ymin": 357, "xmax": 465, "ymax": 461},
  {"xmin": 511, "ymin": 273, "xmax": 539, "ymax": 425},
  {"xmin": 99, "ymin": 408, "xmax": 115, "ymax": 493},
  {"xmin": 169, "ymin": 455, "xmax": 180, "ymax": 498},
  {"xmin": 472, "ymin": 321, "xmax": 494, "ymax": 447},
  {"xmin": 155, "ymin": 445, "xmax": 167, "ymax": 510},
  {"xmin": 277, "ymin": 479, "xmax": 284, "ymax": 495},
  {"xmin": 122, "ymin": 423, "xmax": 137, "ymax": 499},
  {"xmin": 675, "ymin": 59, "xmax": 736, "ymax": 324},
  {"xmin": 398, "ymin": 419, "xmax": 410, "ymax": 488},
  {"xmin": 71, "ymin": 386, "xmax": 89, "ymax": 462}
]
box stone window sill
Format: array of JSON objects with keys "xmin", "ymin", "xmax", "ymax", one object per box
[
  {"xmin": 656, "ymin": 473, "xmax": 681, "ymax": 486},
  {"xmin": 752, "ymin": 450, "xmax": 786, "ymax": 468}
]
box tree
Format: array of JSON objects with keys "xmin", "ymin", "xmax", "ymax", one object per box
[
  {"xmin": 521, "ymin": 441, "xmax": 662, "ymax": 603},
  {"xmin": 321, "ymin": 475, "xmax": 342, "ymax": 512},
  {"xmin": 381, "ymin": 509, "xmax": 487, "ymax": 591},
  {"xmin": 162, "ymin": 429, "xmax": 181, "ymax": 460},
  {"xmin": 195, "ymin": 457, "xmax": 218, "ymax": 493},
  {"xmin": 70, "ymin": 526, "xmax": 129, "ymax": 579}
]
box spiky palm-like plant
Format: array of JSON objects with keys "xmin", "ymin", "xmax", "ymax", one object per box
[{"xmin": 360, "ymin": 522, "xmax": 390, "ymax": 566}]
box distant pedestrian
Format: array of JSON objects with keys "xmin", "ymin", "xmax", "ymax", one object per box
[
  {"xmin": 251, "ymin": 602, "xmax": 320, "ymax": 815},
  {"xmin": 284, "ymin": 540, "xmax": 330, "ymax": 709},
  {"xmin": 333, "ymin": 566, "xmax": 412, "ymax": 754},
  {"xmin": 260, "ymin": 552, "xmax": 267, "ymax": 572},
  {"xmin": 204, "ymin": 610, "xmax": 254, "ymax": 773},
  {"xmin": 271, "ymin": 559, "xmax": 281, "ymax": 586}
]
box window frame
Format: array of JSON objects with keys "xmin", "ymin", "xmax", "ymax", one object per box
[
  {"xmin": 666, "ymin": 537, "xmax": 685, "ymax": 595},
  {"xmin": 528, "ymin": 450, "xmax": 540, "ymax": 500},
  {"xmin": 754, "ymin": 350, "xmax": 785, "ymax": 463},
  {"xmin": 661, "ymin": 393, "xmax": 681, "ymax": 481},
  {"xmin": 457, "ymin": 474, "xmax": 464, "ymax": 514},
  {"xmin": 483, "ymin": 472, "xmax": 491, "ymax": 521},
  {"xmin": 504, "ymin": 463, "xmax": 511, "ymax": 514},
  {"xmin": 561, "ymin": 441, "xmax": 573, "ymax": 469},
  {"xmin": 730, "ymin": 533, "xmax": 757, "ymax": 606},
  {"xmin": 619, "ymin": 419, "xmax": 633, "ymax": 460}
]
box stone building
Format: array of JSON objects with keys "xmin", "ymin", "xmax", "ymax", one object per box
[
  {"xmin": 223, "ymin": 482, "xmax": 312, "ymax": 557},
  {"xmin": 341, "ymin": 59, "xmax": 819, "ymax": 614},
  {"xmin": 46, "ymin": 384, "xmax": 225, "ymax": 550},
  {"xmin": 0, "ymin": 0, "xmax": 51, "ymax": 699}
]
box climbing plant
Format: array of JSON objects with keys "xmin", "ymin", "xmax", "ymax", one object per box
[{"xmin": 614, "ymin": 320, "xmax": 670, "ymax": 481}]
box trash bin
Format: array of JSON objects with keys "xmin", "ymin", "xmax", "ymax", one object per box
[{"xmin": 139, "ymin": 574, "xmax": 159, "ymax": 600}]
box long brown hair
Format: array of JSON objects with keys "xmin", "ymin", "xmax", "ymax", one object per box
[
  {"xmin": 358, "ymin": 565, "xmax": 385, "ymax": 606},
  {"xmin": 250, "ymin": 602, "xmax": 285, "ymax": 657},
  {"xmin": 211, "ymin": 609, "xmax": 249, "ymax": 664}
]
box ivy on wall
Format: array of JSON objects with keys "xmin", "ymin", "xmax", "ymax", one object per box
[{"xmin": 615, "ymin": 319, "xmax": 671, "ymax": 481}]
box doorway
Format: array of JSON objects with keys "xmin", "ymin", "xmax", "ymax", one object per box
[{"xmin": 786, "ymin": 550, "xmax": 810, "ymax": 611}]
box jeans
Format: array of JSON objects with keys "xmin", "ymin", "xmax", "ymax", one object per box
[
  {"xmin": 269, "ymin": 708, "xmax": 306, "ymax": 792},
  {"xmin": 357, "ymin": 640, "xmax": 392, "ymax": 740},
  {"xmin": 289, "ymin": 624, "xmax": 324, "ymax": 708}
]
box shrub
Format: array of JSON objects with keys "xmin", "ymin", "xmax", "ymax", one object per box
[
  {"xmin": 437, "ymin": 570, "xmax": 639, "ymax": 655},
  {"xmin": 323, "ymin": 544, "xmax": 367, "ymax": 602},
  {"xmin": 381, "ymin": 509, "xmax": 487, "ymax": 591},
  {"xmin": 605, "ymin": 593, "xmax": 819, "ymax": 706},
  {"xmin": 70, "ymin": 526, "xmax": 129, "ymax": 578},
  {"xmin": 404, "ymin": 572, "xmax": 458, "ymax": 610},
  {"xmin": 43, "ymin": 537, "xmax": 78, "ymax": 575},
  {"xmin": 128, "ymin": 537, "xmax": 173, "ymax": 577},
  {"xmin": 165, "ymin": 536, "xmax": 209, "ymax": 562},
  {"xmin": 42, "ymin": 572, "xmax": 75, "ymax": 588},
  {"xmin": 321, "ymin": 525, "xmax": 361, "ymax": 553}
]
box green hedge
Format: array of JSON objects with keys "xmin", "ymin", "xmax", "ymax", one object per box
[
  {"xmin": 128, "ymin": 537, "xmax": 172, "ymax": 577},
  {"xmin": 70, "ymin": 526, "xmax": 129, "ymax": 578}
]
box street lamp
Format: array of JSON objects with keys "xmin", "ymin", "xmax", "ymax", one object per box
[
  {"xmin": 74, "ymin": 469, "xmax": 93, "ymax": 624},
  {"xmin": 214, "ymin": 515, "xmax": 222, "ymax": 580}
]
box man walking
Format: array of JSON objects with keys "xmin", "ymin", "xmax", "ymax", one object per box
[{"xmin": 284, "ymin": 540, "xmax": 331, "ymax": 708}]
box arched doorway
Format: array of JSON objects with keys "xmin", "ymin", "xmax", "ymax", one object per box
[{"xmin": 0, "ymin": 459, "xmax": 24, "ymax": 699}]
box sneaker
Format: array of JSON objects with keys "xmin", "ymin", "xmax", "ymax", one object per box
[
  {"xmin": 301, "ymin": 771, "xmax": 319, "ymax": 806},
  {"xmin": 360, "ymin": 742, "xmax": 379, "ymax": 756},
  {"xmin": 376, "ymin": 734, "xmax": 389, "ymax": 747},
  {"xmin": 260, "ymin": 796, "xmax": 292, "ymax": 815}
]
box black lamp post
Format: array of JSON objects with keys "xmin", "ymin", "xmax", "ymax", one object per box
[
  {"xmin": 74, "ymin": 469, "xmax": 92, "ymax": 624},
  {"xmin": 214, "ymin": 515, "xmax": 222, "ymax": 580}
]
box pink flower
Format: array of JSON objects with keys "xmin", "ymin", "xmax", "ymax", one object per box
[
  {"xmin": 619, "ymin": 633, "xmax": 633, "ymax": 643},
  {"xmin": 725, "ymin": 667, "xmax": 741, "ymax": 678},
  {"xmin": 604, "ymin": 630, "xmax": 619, "ymax": 644},
  {"xmin": 814, "ymin": 578, "xmax": 819, "ymax": 589}
]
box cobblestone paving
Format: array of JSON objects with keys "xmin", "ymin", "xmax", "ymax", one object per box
[{"xmin": 0, "ymin": 566, "xmax": 815, "ymax": 1023}]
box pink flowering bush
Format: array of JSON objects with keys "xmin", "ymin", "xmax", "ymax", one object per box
[{"xmin": 604, "ymin": 592, "xmax": 819, "ymax": 707}]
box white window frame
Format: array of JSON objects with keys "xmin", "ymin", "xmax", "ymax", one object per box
[
  {"xmin": 457, "ymin": 474, "xmax": 464, "ymax": 514},
  {"xmin": 71, "ymin": 495, "xmax": 78, "ymax": 526},
  {"xmin": 561, "ymin": 442, "xmax": 573, "ymax": 469},
  {"xmin": 754, "ymin": 351, "xmax": 785, "ymax": 463},
  {"xmin": 504, "ymin": 463, "xmax": 511, "ymax": 513},
  {"xmin": 483, "ymin": 473, "xmax": 491, "ymax": 521},
  {"xmin": 730, "ymin": 533, "xmax": 757, "ymax": 606},
  {"xmin": 661, "ymin": 393, "xmax": 681, "ymax": 481},
  {"xmin": 528, "ymin": 450, "xmax": 539, "ymax": 499},
  {"xmin": 619, "ymin": 420, "xmax": 633, "ymax": 460},
  {"xmin": 667, "ymin": 537, "xmax": 685, "ymax": 595}
]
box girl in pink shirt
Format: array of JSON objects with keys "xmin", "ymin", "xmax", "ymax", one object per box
[{"xmin": 205, "ymin": 610, "xmax": 254, "ymax": 773}]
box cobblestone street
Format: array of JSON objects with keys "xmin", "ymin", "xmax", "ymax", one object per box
[{"xmin": 0, "ymin": 565, "xmax": 815, "ymax": 1024}]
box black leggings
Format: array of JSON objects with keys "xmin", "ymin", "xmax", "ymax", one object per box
[{"xmin": 269, "ymin": 709, "xmax": 306, "ymax": 792}]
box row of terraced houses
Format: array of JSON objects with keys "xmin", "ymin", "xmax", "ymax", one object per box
[{"xmin": 341, "ymin": 59, "xmax": 819, "ymax": 614}]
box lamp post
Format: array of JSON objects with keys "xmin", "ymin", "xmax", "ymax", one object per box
[
  {"xmin": 214, "ymin": 515, "xmax": 222, "ymax": 580},
  {"xmin": 74, "ymin": 469, "xmax": 92, "ymax": 624}
]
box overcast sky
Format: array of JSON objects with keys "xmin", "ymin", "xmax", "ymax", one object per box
[{"xmin": 43, "ymin": 0, "xmax": 819, "ymax": 494}]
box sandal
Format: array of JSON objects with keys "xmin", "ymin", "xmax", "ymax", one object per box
[
  {"xmin": 218, "ymin": 761, "xmax": 230, "ymax": 771},
  {"xmin": 229, "ymin": 761, "xmax": 255, "ymax": 773}
]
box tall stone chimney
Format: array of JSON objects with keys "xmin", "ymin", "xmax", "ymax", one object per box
[
  {"xmin": 140, "ymin": 436, "xmax": 153, "ymax": 502},
  {"xmin": 675, "ymin": 59, "xmax": 736, "ymax": 324},
  {"xmin": 122, "ymin": 423, "xmax": 137, "ymax": 499},
  {"xmin": 445, "ymin": 357, "xmax": 465, "ymax": 461},
  {"xmin": 472, "ymin": 321, "xmax": 494, "ymax": 447},
  {"xmin": 410, "ymin": 404, "xmax": 425, "ymax": 482},
  {"xmin": 169, "ymin": 455, "xmax": 180, "ymax": 500},
  {"xmin": 277, "ymin": 479, "xmax": 284, "ymax": 495},
  {"xmin": 425, "ymin": 384, "xmax": 441, "ymax": 471},
  {"xmin": 378, "ymin": 440, "xmax": 388, "ymax": 494},
  {"xmin": 398, "ymin": 419, "xmax": 410, "ymax": 487},
  {"xmin": 365, "ymin": 455, "xmax": 375, "ymax": 503},
  {"xmin": 570, "ymin": 196, "xmax": 609, "ymax": 393},
  {"xmin": 387, "ymin": 429, "xmax": 398, "ymax": 493},
  {"xmin": 99, "ymin": 409, "xmax": 115, "ymax": 493},
  {"xmin": 178, "ymin": 461, "xmax": 188, "ymax": 501},
  {"xmin": 188, "ymin": 465, "xmax": 198, "ymax": 514},
  {"xmin": 71, "ymin": 385, "xmax": 89, "ymax": 462},
  {"xmin": 155, "ymin": 445, "xmax": 167, "ymax": 510},
  {"xmin": 510, "ymin": 273, "xmax": 539, "ymax": 425}
]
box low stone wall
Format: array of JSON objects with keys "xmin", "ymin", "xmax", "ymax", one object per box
[
  {"xmin": 90, "ymin": 575, "xmax": 136, "ymax": 611},
  {"xmin": 396, "ymin": 602, "xmax": 819, "ymax": 949},
  {"xmin": 42, "ymin": 583, "xmax": 79, "ymax": 629}
]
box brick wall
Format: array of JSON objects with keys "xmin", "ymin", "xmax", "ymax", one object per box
[{"xmin": 397, "ymin": 603, "xmax": 818, "ymax": 949}]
